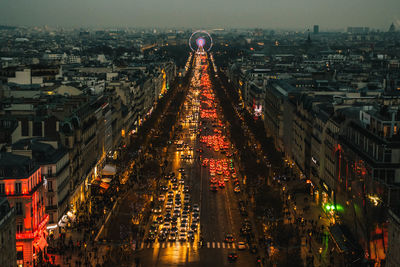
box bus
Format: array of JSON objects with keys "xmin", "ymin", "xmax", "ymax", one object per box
[{"xmin": 176, "ymin": 140, "xmax": 184, "ymax": 151}]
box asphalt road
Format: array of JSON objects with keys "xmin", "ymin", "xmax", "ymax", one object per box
[{"xmin": 127, "ymin": 53, "xmax": 259, "ymax": 267}]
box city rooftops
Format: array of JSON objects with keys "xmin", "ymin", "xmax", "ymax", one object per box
[
  {"xmin": 0, "ymin": 152, "xmax": 38, "ymax": 180},
  {"xmin": 12, "ymin": 139, "xmax": 67, "ymax": 165}
]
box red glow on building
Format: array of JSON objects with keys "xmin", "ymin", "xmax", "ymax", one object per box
[{"xmin": 16, "ymin": 214, "xmax": 49, "ymax": 240}]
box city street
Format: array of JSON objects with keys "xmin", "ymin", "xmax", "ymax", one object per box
[{"xmin": 123, "ymin": 52, "xmax": 260, "ymax": 266}]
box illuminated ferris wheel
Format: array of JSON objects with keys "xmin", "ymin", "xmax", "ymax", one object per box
[{"xmin": 189, "ymin": 30, "xmax": 213, "ymax": 53}]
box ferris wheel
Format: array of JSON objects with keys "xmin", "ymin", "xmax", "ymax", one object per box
[{"xmin": 189, "ymin": 30, "xmax": 213, "ymax": 53}]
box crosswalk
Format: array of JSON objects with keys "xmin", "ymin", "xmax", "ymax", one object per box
[{"xmin": 140, "ymin": 241, "xmax": 236, "ymax": 249}]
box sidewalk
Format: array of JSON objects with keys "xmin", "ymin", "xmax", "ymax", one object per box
[{"xmin": 283, "ymin": 179, "xmax": 338, "ymax": 267}]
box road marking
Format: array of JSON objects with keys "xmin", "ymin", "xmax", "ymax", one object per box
[
  {"xmin": 217, "ymin": 242, "xmax": 220, "ymax": 248},
  {"xmin": 212, "ymin": 242, "xmax": 215, "ymax": 248},
  {"xmin": 222, "ymin": 243, "xmax": 225, "ymax": 249},
  {"xmin": 207, "ymin": 242, "xmax": 210, "ymax": 248}
]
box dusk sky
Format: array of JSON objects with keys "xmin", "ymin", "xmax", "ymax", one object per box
[{"xmin": 0, "ymin": 0, "xmax": 399, "ymax": 30}]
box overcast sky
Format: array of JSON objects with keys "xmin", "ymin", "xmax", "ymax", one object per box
[{"xmin": 0, "ymin": 0, "xmax": 399, "ymax": 30}]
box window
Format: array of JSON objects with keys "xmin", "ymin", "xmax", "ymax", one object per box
[
  {"xmin": 16, "ymin": 202, "xmax": 23, "ymax": 215},
  {"xmin": 48, "ymin": 180, "xmax": 53, "ymax": 192},
  {"xmin": 33, "ymin": 121, "xmax": 42, "ymax": 136},
  {"xmin": 16, "ymin": 224, "xmax": 23, "ymax": 234},
  {"xmin": 47, "ymin": 166, "xmax": 53, "ymax": 176},
  {"xmin": 21, "ymin": 120, "xmax": 29, "ymax": 136},
  {"xmin": 16, "ymin": 246, "xmax": 23, "ymax": 261},
  {"xmin": 15, "ymin": 183, "xmax": 21, "ymax": 194},
  {"xmin": 384, "ymin": 149, "xmax": 392, "ymax": 163},
  {"xmin": 387, "ymin": 170, "xmax": 395, "ymax": 184},
  {"xmin": 0, "ymin": 183, "xmax": 4, "ymax": 194},
  {"xmin": 48, "ymin": 196, "xmax": 53, "ymax": 206}
]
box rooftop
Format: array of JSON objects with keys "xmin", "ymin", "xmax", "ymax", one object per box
[{"xmin": 0, "ymin": 152, "xmax": 38, "ymax": 179}]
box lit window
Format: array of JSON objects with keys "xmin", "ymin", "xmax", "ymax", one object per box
[{"xmin": 16, "ymin": 224, "xmax": 23, "ymax": 233}]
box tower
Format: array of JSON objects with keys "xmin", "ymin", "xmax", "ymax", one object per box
[{"xmin": 313, "ymin": 25, "xmax": 319, "ymax": 34}]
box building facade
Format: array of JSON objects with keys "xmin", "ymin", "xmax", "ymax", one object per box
[
  {"xmin": 0, "ymin": 152, "xmax": 48, "ymax": 266},
  {"xmin": 0, "ymin": 197, "xmax": 16, "ymax": 267}
]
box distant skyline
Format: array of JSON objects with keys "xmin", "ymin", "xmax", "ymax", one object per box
[{"xmin": 0, "ymin": 0, "xmax": 399, "ymax": 30}]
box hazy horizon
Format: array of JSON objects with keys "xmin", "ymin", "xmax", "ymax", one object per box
[{"xmin": 0, "ymin": 0, "xmax": 399, "ymax": 30}]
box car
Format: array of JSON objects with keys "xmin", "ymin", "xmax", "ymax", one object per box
[
  {"xmin": 175, "ymin": 202, "xmax": 182, "ymax": 208},
  {"xmin": 158, "ymin": 195, "xmax": 165, "ymax": 202},
  {"xmin": 234, "ymin": 186, "xmax": 240, "ymax": 193},
  {"xmin": 187, "ymin": 230, "xmax": 195, "ymax": 241},
  {"xmin": 152, "ymin": 206, "xmax": 162, "ymax": 214},
  {"xmin": 172, "ymin": 184, "xmax": 179, "ymax": 190},
  {"xmin": 218, "ymin": 181, "xmax": 225, "ymax": 188},
  {"xmin": 166, "ymin": 202, "xmax": 173, "ymax": 209},
  {"xmin": 181, "ymin": 219, "xmax": 188, "ymax": 227},
  {"xmin": 181, "ymin": 154, "xmax": 186, "ymax": 159},
  {"xmin": 160, "ymin": 227, "xmax": 169, "ymax": 235},
  {"xmin": 178, "ymin": 168, "xmax": 185, "ymax": 173},
  {"xmin": 168, "ymin": 233, "xmax": 176, "ymax": 241},
  {"xmin": 179, "ymin": 179, "xmax": 185, "ymax": 184},
  {"xmin": 179, "ymin": 233, "xmax": 187, "ymax": 242},
  {"xmin": 168, "ymin": 190, "xmax": 174, "ymax": 196},
  {"xmin": 156, "ymin": 215, "xmax": 163, "ymax": 224},
  {"xmin": 163, "ymin": 222, "xmax": 171, "ymax": 229},
  {"xmin": 210, "ymin": 177, "xmax": 218, "ymax": 184},
  {"xmin": 173, "ymin": 210, "xmax": 180, "ymax": 217},
  {"xmin": 192, "ymin": 204, "xmax": 200, "ymax": 212},
  {"xmin": 181, "ymin": 214, "xmax": 189, "ymax": 220},
  {"xmin": 160, "ymin": 185, "xmax": 168, "ymax": 191},
  {"xmin": 146, "ymin": 234, "xmax": 156, "ymax": 243},
  {"xmin": 170, "ymin": 226, "xmax": 178, "ymax": 233},
  {"xmin": 225, "ymin": 233, "xmax": 234, "ymax": 243},
  {"xmin": 158, "ymin": 233, "xmax": 167, "ymax": 242},
  {"xmin": 228, "ymin": 252, "xmax": 238, "ymax": 262},
  {"xmin": 164, "ymin": 212, "xmax": 172, "ymax": 220},
  {"xmin": 171, "ymin": 177, "xmax": 178, "ymax": 183},
  {"xmin": 191, "ymin": 223, "xmax": 198, "ymax": 232},
  {"xmin": 210, "ymin": 184, "xmax": 218, "ymax": 191},
  {"xmin": 237, "ymin": 242, "xmax": 247, "ymax": 250},
  {"xmin": 183, "ymin": 186, "xmax": 189, "ymax": 192}
]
